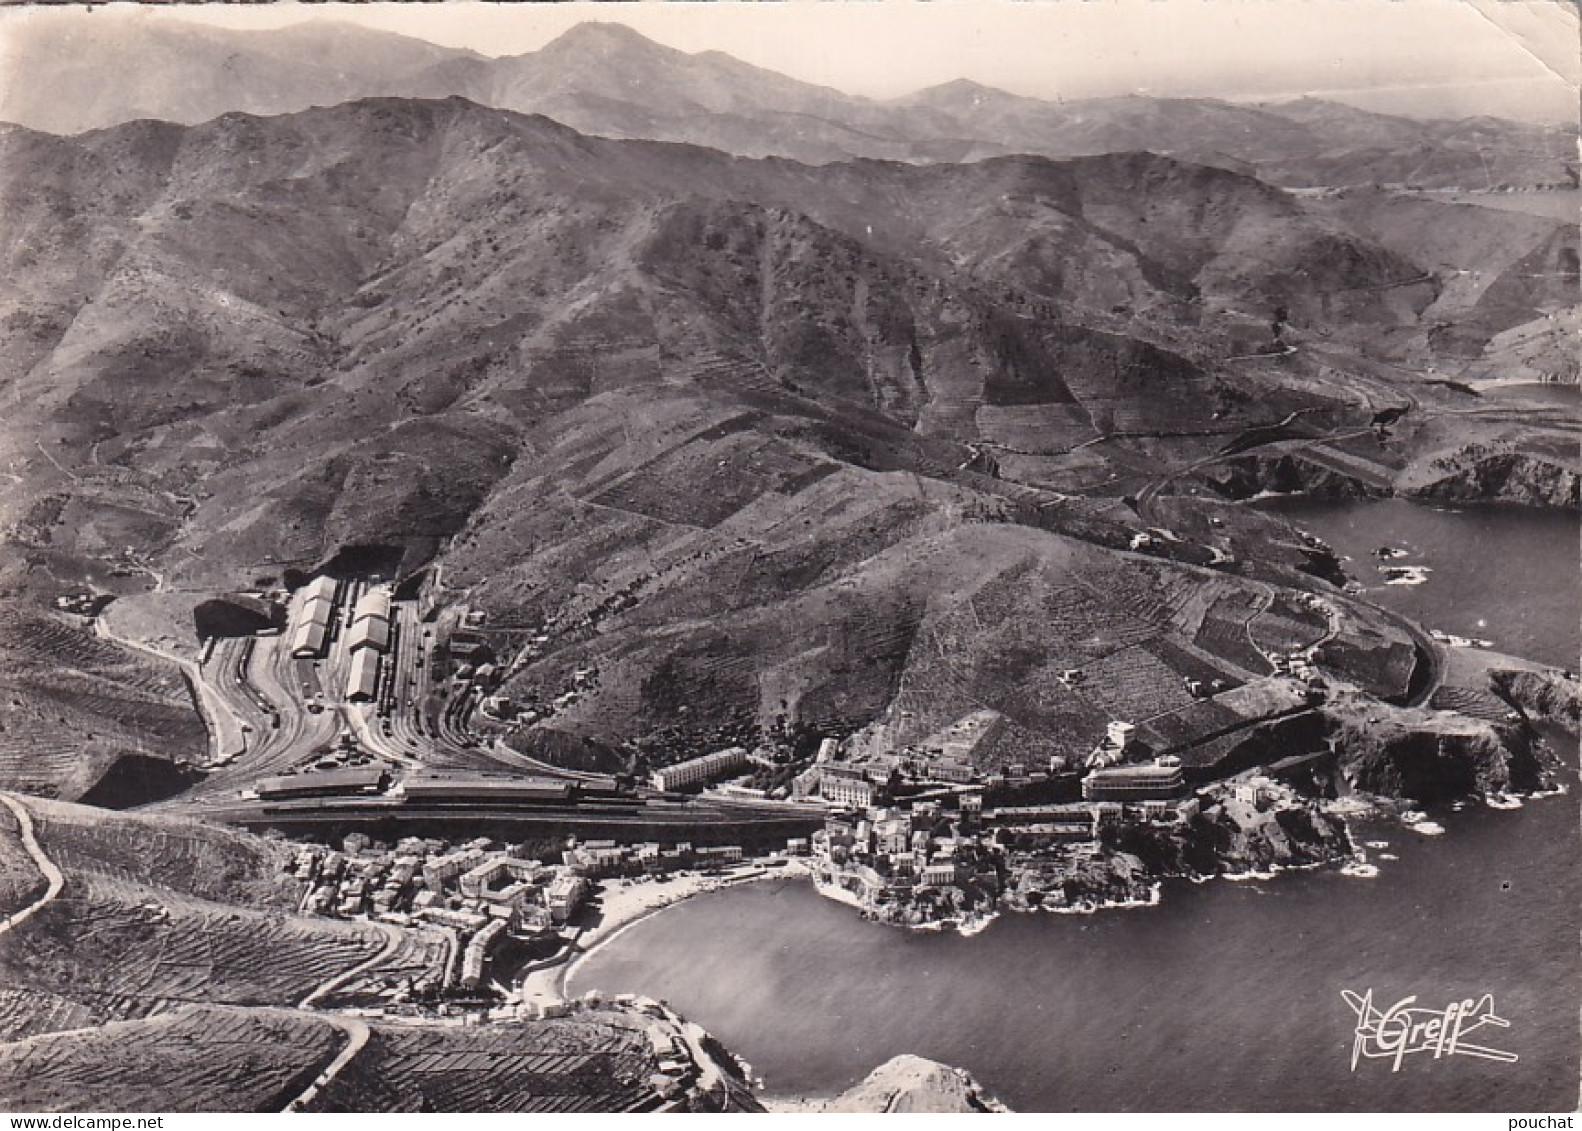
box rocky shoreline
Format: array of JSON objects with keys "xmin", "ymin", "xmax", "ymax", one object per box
[
  {"xmin": 766, "ymin": 1055, "xmax": 1010, "ymax": 1113},
  {"xmin": 804, "ymin": 692, "xmax": 1572, "ymax": 934},
  {"xmin": 1209, "ymin": 442, "xmax": 1580, "ymax": 511}
]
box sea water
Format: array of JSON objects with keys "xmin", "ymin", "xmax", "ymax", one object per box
[{"xmin": 575, "ymin": 499, "xmax": 1580, "ymax": 1110}]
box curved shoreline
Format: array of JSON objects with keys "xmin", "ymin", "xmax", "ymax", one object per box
[
  {"xmin": 535, "ymin": 771, "xmax": 1579, "ymax": 1006},
  {"xmin": 524, "ymin": 860, "xmax": 815, "ymax": 1005}
]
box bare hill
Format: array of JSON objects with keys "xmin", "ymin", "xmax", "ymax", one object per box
[
  {"xmin": 816, "ymin": 1053, "xmax": 1007, "ymax": 1112},
  {"xmin": 0, "ymin": 97, "xmax": 1566, "ymax": 790}
]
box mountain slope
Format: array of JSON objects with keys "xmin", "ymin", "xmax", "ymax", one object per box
[{"xmin": 0, "ymin": 98, "xmax": 1566, "ymax": 789}]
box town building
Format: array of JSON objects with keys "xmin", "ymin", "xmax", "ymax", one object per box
[
  {"xmin": 923, "ymin": 709, "xmax": 1005, "ymax": 765},
  {"xmin": 694, "ymin": 844, "xmax": 744, "ymax": 867},
  {"xmin": 563, "ymin": 843, "xmax": 629, "ymax": 877},
  {"xmin": 1234, "ymin": 777, "xmax": 1275, "ymax": 809},
  {"xmin": 922, "ymin": 759, "xmax": 976, "ymax": 784},
  {"xmin": 921, "ymin": 857, "xmax": 960, "ymax": 887},
  {"xmin": 422, "ymin": 851, "xmax": 474, "ymax": 892},
  {"xmin": 792, "ymin": 765, "xmax": 823, "ymax": 798},
  {"xmin": 649, "ymin": 746, "xmax": 750, "ymax": 792},
  {"xmin": 820, "ymin": 765, "xmax": 875, "ymax": 808},
  {"xmin": 446, "ymin": 633, "xmax": 494, "ymax": 664},
  {"xmin": 417, "ymin": 906, "xmax": 490, "ymax": 932},
  {"xmin": 1087, "ymin": 720, "xmax": 1138, "ymax": 767},
  {"xmin": 1081, "ymin": 762, "xmax": 1185, "ymax": 802},
  {"xmin": 459, "ymin": 855, "xmax": 546, "ymax": 902},
  {"xmin": 545, "ymin": 874, "xmax": 589, "ymax": 923},
  {"xmin": 873, "ymin": 812, "xmax": 911, "ymax": 856}
]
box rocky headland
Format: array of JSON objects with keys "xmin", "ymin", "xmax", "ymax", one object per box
[{"xmin": 771, "ymin": 1055, "xmax": 1009, "ymax": 1113}]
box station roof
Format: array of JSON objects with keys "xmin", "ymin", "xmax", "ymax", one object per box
[
  {"xmin": 353, "ymin": 587, "xmax": 391, "ymax": 624},
  {"xmin": 300, "ymin": 597, "xmax": 334, "ymax": 628},
  {"xmin": 290, "ymin": 617, "xmax": 329, "ymax": 656},
  {"xmin": 1087, "ymin": 763, "xmax": 1183, "ymax": 781},
  {"xmin": 255, "ymin": 766, "xmax": 386, "ymax": 796},
  {"xmin": 347, "ymin": 648, "xmax": 380, "ymax": 699},
  {"xmin": 347, "ymin": 615, "xmax": 391, "ymax": 652},
  {"xmin": 401, "ymin": 776, "xmax": 571, "ymax": 800},
  {"xmin": 302, "ymin": 575, "xmax": 338, "ymax": 603}
]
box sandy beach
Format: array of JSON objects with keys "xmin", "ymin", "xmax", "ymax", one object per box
[{"xmin": 516, "ymin": 858, "xmax": 814, "ymax": 1005}]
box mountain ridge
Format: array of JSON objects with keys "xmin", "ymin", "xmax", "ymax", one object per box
[
  {"xmin": 0, "ymin": 94, "xmax": 1572, "ymax": 793},
  {"xmin": 1, "ymin": 16, "xmax": 1571, "ymax": 189}
]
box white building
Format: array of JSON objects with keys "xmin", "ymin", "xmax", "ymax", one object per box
[
  {"xmin": 649, "ymin": 746, "xmax": 750, "ymax": 792},
  {"xmin": 820, "ymin": 766, "xmax": 875, "ymax": 809}
]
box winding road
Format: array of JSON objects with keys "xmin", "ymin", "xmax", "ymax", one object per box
[
  {"xmin": 0, "ymin": 793, "xmax": 65, "ymax": 937},
  {"xmin": 0, "ymin": 791, "xmax": 384, "ymax": 1115},
  {"xmin": 280, "ymin": 1011, "xmax": 371, "ymax": 1113},
  {"xmin": 298, "ymin": 920, "xmax": 407, "ymax": 1010}
]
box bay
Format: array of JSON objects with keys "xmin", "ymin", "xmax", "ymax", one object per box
[{"xmin": 574, "ymin": 498, "xmax": 1581, "ymax": 1111}]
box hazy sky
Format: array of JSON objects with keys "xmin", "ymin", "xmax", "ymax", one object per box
[{"xmin": 23, "ymin": 0, "xmax": 1582, "ymax": 121}]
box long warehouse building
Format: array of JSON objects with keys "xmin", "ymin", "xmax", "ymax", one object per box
[
  {"xmin": 290, "ymin": 602, "xmax": 334, "ymax": 658},
  {"xmin": 347, "ymin": 647, "xmax": 380, "ymax": 701},
  {"xmin": 347, "ymin": 614, "xmax": 391, "ymax": 653},
  {"xmin": 352, "ymin": 587, "xmax": 391, "ymax": 625},
  {"xmin": 302, "ymin": 575, "xmax": 339, "ymax": 605}
]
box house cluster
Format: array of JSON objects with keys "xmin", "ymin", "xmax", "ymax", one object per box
[
  {"xmin": 560, "ymin": 838, "xmax": 754, "ymax": 876},
  {"xmin": 286, "ymin": 833, "xmax": 594, "ymax": 994},
  {"xmin": 801, "ymin": 710, "xmax": 1215, "ymax": 923},
  {"xmin": 812, "ymin": 802, "xmax": 1002, "ymax": 908},
  {"xmin": 643, "ymin": 1023, "xmax": 699, "ymax": 1104},
  {"xmin": 1269, "ymin": 649, "xmax": 1329, "ymax": 696},
  {"xmin": 794, "ymin": 711, "xmax": 1009, "ymax": 805},
  {"xmin": 285, "ymin": 830, "xmax": 785, "ymax": 996}
]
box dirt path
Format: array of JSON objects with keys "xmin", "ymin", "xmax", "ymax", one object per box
[
  {"xmin": 281, "ymin": 1012, "xmax": 370, "ymax": 1112},
  {"xmin": 0, "ymin": 793, "xmax": 65, "ymax": 937}
]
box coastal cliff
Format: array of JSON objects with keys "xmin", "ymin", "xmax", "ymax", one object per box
[
  {"xmin": 817, "ymin": 684, "xmax": 1568, "ymax": 929},
  {"xmin": 1208, "ymin": 448, "xmax": 1579, "ymax": 509},
  {"xmin": 1399, "ymin": 450, "xmax": 1580, "ymax": 509},
  {"xmin": 1205, "ymin": 453, "xmax": 1389, "ymax": 501},
  {"xmin": 1490, "ymin": 668, "xmax": 1582, "ymax": 732},
  {"xmin": 1322, "ymin": 698, "xmax": 1550, "ymax": 801},
  {"xmin": 1101, "ymin": 789, "xmax": 1352, "ymax": 884}
]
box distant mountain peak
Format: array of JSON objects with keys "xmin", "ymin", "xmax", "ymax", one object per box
[
  {"xmin": 540, "ymin": 21, "xmax": 677, "ymax": 56},
  {"xmin": 895, "ymin": 78, "xmax": 1022, "ymax": 108}
]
